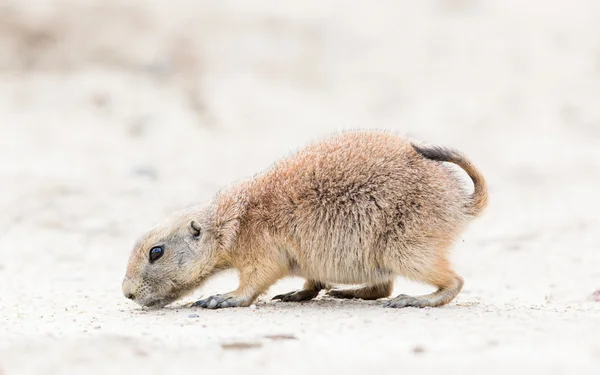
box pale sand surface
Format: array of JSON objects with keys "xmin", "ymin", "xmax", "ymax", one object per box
[{"xmin": 0, "ymin": 1, "xmax": 599, "ymax": 374}]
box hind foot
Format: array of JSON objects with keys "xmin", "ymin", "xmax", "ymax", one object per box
[
  {"xmin": 383, "ymin": 294, "xmax": 433, "ymax": 308},
  {"xmin": 272, "ymin": 280, "xmax": 325, "ymax": 302},
  {"xmin": 384, "ymin": 275, "xmax": 464, "ymax": 309},
  {"xmin": 327, "ymin": 282, "xmax": 393, "ymax": 300},
  {"xmin": 272, "ymin": 289, "xmax": 319, "ymax": 302}
]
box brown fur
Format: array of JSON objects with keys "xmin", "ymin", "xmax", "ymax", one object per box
[{"xmin": 122, "ymin": 130, "xmax": 488, "ymax": 309}]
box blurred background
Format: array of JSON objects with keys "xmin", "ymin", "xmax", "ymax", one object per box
[{"xmin": 0, "ymin": 0, "xmax": 599, "ymax": 373}]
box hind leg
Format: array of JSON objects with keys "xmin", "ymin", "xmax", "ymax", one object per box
[
  {"xmin": 272, "ymin": 279, "xmax": 326, "ymax": 302},
  {"xmin": 385, "ymin": 255, "xmax": 464, "ymax": 308},
  {"xmin": 327, "ymin": 281, "xmax": 394, "ymax": 300}
]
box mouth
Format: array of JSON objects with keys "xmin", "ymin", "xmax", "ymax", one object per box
[
  {"xmin": 139, "ymin": 295, "xmax": 178, "ymax": 309},
  {"xmin": 142, "ymin": 300, "xmax": 167, "ymax": 309}
]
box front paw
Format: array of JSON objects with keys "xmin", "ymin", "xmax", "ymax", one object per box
[{"xmin": 192, "ymin": 294, "xmax": 246, "ymax": 309}]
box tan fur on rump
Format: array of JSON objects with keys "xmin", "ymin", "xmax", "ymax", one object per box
[{"xmin": 122, "ymin": 130, "xmax": 488, "ymax": 309}]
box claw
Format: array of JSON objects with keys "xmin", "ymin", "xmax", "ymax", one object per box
[{"xmin": 192, "ymin": 298, "xmax": 208, "ymax": 308}]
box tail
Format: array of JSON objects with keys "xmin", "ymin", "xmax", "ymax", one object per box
[{"xmin": 412, "ymin": 143, "xmax": 489, "ymax": 216}]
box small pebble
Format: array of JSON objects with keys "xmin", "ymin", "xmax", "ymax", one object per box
[
  {"xmin": 188, "ymin": 314, "xmax": 200, "ymax": 318},
  {"xmin": 264, "ymin": 334, "xmax": 297, "ymax": 341},
  {"xmin": 412, "ymin": 345, "xmax": 426, "ymax": 354},
  {"xmin": 132, "ymin": 166, "xmax": 158, "ymax": 180},
  {"xmin": 221, "ymin": 342, "xmax": 262, "ymax": 350},
  {"xmin": 250, "ymin": 304, "xmax": 257, "ymax": 310}
]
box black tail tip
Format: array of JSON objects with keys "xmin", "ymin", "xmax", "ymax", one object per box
[{"xmin": 411, "ymin": 143, "xmax": 457, "ymax": 162}]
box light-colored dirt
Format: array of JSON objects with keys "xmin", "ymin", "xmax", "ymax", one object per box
[{"xmin": 1, "ymin": 1, "xmax": 599, "ymax": 374}]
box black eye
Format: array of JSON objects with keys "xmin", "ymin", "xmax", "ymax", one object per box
[{"xmin": 149, "ymin": 246, "xmax": 164, "ymax": 263}]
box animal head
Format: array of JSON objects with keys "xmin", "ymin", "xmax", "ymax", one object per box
[{"xmin": 121, "ymin": 204, "xmax": 238, "ymax": 308}]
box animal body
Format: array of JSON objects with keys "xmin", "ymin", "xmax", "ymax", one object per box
[{"xmin": 122, "ymin": 130, "xmax": 488, "ymax": 309}]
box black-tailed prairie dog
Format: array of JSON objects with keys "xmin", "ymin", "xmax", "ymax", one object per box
[{"xmin": 122, "ymin": 130, "xmax": 488, "ymax": 309}]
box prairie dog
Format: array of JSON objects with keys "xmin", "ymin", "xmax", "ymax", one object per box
[{"xmin": 122, "ymin": 130, "xmax": 488, "ymax": 309}]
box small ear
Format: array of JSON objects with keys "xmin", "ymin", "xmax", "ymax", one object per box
[{"xmin": 189, "ymin": 220, "xmax": 202, "ymax": 237}]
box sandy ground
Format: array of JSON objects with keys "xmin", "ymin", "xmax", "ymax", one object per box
[{"xmin": 1, "ymin": 1, "xmax": 600, "ymax": 374}]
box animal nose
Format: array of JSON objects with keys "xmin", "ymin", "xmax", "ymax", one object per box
[{"xmin": 122, "ymin": 278, "xmax": 136, "ymax": 301}]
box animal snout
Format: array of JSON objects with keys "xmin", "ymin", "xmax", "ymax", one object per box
[{"xmin": 122, "ymin": 278, "xmax": 136, "ymax": 301}]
